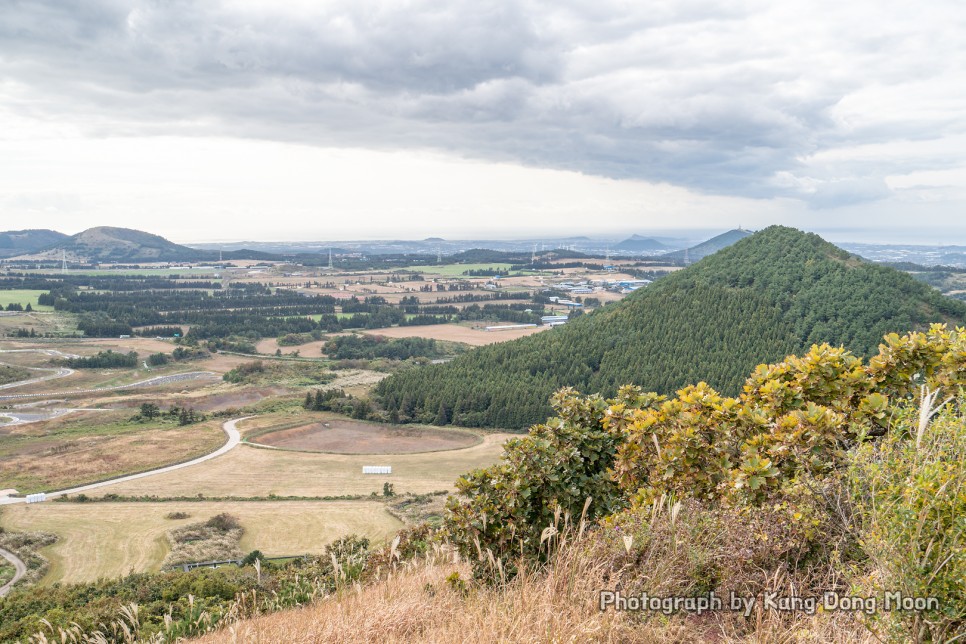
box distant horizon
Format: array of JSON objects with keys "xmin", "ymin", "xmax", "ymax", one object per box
[{"xmin": 6, "ymin": 224, "xmax": 964, "ymax": 249}]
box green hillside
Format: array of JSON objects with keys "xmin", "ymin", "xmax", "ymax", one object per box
[
  {"xmin": 20, "ymin": 226, "xmax": 278, "ymax": 262},
  {"xmin": 377, "ymin": 226, "xmax": 966, "ymax": 429},
  {"xmin": 0, "ymin": 229, "xmax": 68, "ymax": 258}
]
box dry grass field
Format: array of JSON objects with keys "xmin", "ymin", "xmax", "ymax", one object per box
[
  {"xmin": 255, "ymin": 337, "xmax": 330, "ymax": 356},
  {"xmin": 86, "ymin": 433, "xmax": 511, "ymax": 499},
  {"xmin": 0, "ymin": 412, "xmax": 226, "ymax": 493},
  {"xmin": 362, "ymin": 323, "xmax": 550, "ymax": 345},
  {"xmin": 0, "ymin": 500, "xmax": 403, "ymax": 584},
  {"xmin": 251, "ymin": 419, "xmax": 480, "ymax": 454}
]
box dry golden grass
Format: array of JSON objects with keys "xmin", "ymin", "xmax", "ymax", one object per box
[
  {"xmin": 197, "ymin": 545, "xmax": 872, "ymax": 644},
  {"xmin": 255, "ymin": 337, "xmax": 330, "ymax": 356},
  {"xmin": 0, "ymin": 500, "xmax": 402, "ymax": 584},
  {"xmin": 85, "ymin": 433, "xmax": 511, "ymax": 499},
  {"xmin": 361, "ymin": 323, "xmax": 549, "ymax": 346},
  {"xmin": 196, "ymin": 539, "xmax": 874, "ymax": 644},
  {"xmin": 0, "ymin": 414, "xmax": 226, "ymax": 493}
]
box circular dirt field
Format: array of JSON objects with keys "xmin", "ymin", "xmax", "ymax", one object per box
[{"xmin": 250, "ymin": 419, "xmax": 480, "ymax": 454}]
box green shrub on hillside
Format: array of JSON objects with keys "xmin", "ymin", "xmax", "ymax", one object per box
[
  {"xmin": 66, "ymin": 350, "xmax": 138, "ymax": 369},
  {"xmin": 445, "ymin": 326, "xmax": 966, "ymax": 581},
  {"xmin": 848, "ymin": 399, "xmax": 966, "ymax": 641},
  {"xmin": 445, "ymin": 386, "xmax": 663, "ymax": 572}
]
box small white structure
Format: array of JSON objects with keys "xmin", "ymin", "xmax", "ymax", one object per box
[
  {"xmin": 25, "ymin": 492, "xmax": 47, "ymax": 504},
  {"xmin": 362, "ymin": 466, "xmax": 392, "ymax": 475},
  {"xmin": 485, "ymin": 324, "xmax": 538, "ymax": 331}
]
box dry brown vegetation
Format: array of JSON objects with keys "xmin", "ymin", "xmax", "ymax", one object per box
[
  {"xmin": 362, "ymin": 323, "xmax": 550, "ymax": 345},
  {"xmin": 251, "ymin": 419, "xmax": 480, "ymax": 454},
  {"xmin": 0, "ymin": 412, "xmax": 226, "ymax": 492},
  {"xmin": 0, "ymin": 500, "xmax": 402, "ymax": 583},
  {"xmin": 86, "ymin": 434, "xmax": 510, "ymax": 499},
  {"xmin": 163, "ymin": 513, "xmax": 244, "ymax": 567},
  {"xmin": 197, "ymin": 525, "xmax": 873, "ymax": 644}
]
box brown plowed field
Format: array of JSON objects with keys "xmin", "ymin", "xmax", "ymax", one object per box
[
  {"xmin": 362, "ymin": 323, "xmax": 549, "ymax": 345},
  {"xmin": 251, "ymin": 419, "xmax": 480, "ymax": 454}
]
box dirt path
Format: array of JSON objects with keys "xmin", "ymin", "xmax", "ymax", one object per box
[
  {"xmin": 0, "ymin": 406, "xmax": 112, "ymax": 428},
  {"xmin": 0, "ymin": 416, "xmax": 252, "ymax": 506},
  {"xmin": 0, "ymin": 546, "xmax": 27, "ymax": 596}
]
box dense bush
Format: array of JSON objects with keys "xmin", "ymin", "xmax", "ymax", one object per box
[
  {"xmin": 324, "ymin": 334, "xmax": 443, "ymax": 360},
  {"xmin": 847, "ymin": 399, "xmax": 966, "ymax": 641},
  {"xmin": 445, "ymin": 326, "xmax": 966, "ymax": 590},
  {"xmin": 223, "ymin": 360, "xmax": 266, "ymax": 383},
  {"xmin": 65, "ymin": 350, "xmax": 138, "ymax": 368},
  {"xmin": 445, "ymin": 386, "xmax": 655, "ymax": 571}
]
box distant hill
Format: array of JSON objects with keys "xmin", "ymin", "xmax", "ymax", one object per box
[
  {"xmin": 613, "ymin": 234, "xmax": 668, "ymax": 253},
  {"xmin": 665, "ymin": 228, "xmax": 752, "ymax": 263},
  {"xmin": 15, "ymin": 227, "xmax": 277, "ymax": 262},
  {"xmin": 377, "ymin": 226, "xmax": 966, "ymax": 429},
  {"xmin": 0, "ymin": 229, "xmax": 68, "ymax": 258}
]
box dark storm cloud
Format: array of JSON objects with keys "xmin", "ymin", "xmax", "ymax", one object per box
[{"xmin": 2, "ymin": 0, "xmax": 964, "ymax": 208}]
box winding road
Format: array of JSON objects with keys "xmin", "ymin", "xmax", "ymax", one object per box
[
  {"xmin": 0, "ymin": 348, "xmax": 79, "ymax": 392},
  {"xmin": 0, "ymin": 348, "xmax": 216, "ymax": 401},
  {"xmin": 0, "ymin": 547, "xmax": 27, "ymax": 597},
  {"xmin": 0, "ymin": 349, "xmax": 253, "ymax": 595},
  {"xmin": 0, "ymin": 416, "xmax": 253, "ymax": 506}
]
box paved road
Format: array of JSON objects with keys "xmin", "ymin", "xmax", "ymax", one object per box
[
  {"xmin": 0, "ymin": 348, "xmax": 80, "ymax": 391},
  {"xmin": 0, "ymin": 547, "xmax": 27, "ymax": 597},
  {"xmin": 0, "ymin": 416, "xmax": 253, "ymax": 505}
]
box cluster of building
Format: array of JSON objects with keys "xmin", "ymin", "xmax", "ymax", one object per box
[{"xmin": 549, "ymin": 278, "xmax": 653, "ymax": 296}]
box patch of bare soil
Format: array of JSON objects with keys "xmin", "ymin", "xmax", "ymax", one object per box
[
  {"xmin": 109, "ymin": 386, "xmax": 289, "ymax": 412},
  {"xmin": 251, "ymin": 419, "xmax": 479, "ymax": 454},
  {"xmin": 362, "ymin": 323, "xmax": 550, "ymax": 346}
]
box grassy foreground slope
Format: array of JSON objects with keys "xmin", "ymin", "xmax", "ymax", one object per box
[{"xmin": 378, "ymin": 226, "xmax": 966, "ymax": 428}]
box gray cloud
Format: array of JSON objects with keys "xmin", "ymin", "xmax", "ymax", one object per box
[{"xmin": 1, "ymin": 0, "xmax": 964, "ymax": 209}]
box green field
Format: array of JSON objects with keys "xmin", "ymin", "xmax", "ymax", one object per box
[
  {"xmin": 0, "ymin": 290, "xmax": 53, "ymax": 311},
  {"xmin": 0, "ymin": 311, "xmax": 78, "ymax": 336},
  {"xmin": 400, "ymin": 263, "xmax": 513, "ymax": 277}
]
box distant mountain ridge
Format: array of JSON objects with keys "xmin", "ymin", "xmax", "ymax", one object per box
[
  {"xmin": 613, "ymin": 234, "xmax": 668, "ymax": 253},
  {"xmin": 12, "ymin": 227, "xmax": 277, "ymax": 262},
  {"xmin": 0, "ymin": 229, "xmax": 69, "ymax": 258},
  {"xmin": 377, "ymin": 226, "xmax": 966, "ymax": 429},
  {"xmin": 665, "ymin": 228, "xmax": 752, "ymax": 262}
]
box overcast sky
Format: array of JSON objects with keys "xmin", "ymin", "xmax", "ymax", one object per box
[{"xmin": 1, "ymin": 0, "xmax": 965, "ymax": 243}]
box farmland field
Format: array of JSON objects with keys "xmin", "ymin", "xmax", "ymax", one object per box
[
  {"xmin": 250, "ymin": 418, "xmax": 480, "ymax": 454},
  {"xmin": 400, "ymin": 263, "xmax": 513, "ymax": 277},
  {"xmin": 0, "ymin": 290, "xmax": 53, "ymax": 311},
  {"xmin": 84, "ymin": 433, "xmax": 510, "ymax": 499},
  {"xmin": 0, "ymin": 500, "xmax": 402, "ymax": 584},
  {"xmin": 0, "ymin": 255, "xmax": 620, "ymax": 600},
  {"xmin": 362, "ymin": 323, "xmax": 550, "ymax": 345},
  {"xmin": 0, "ymin": 412, "xmax": 226, "ymax": 493}
]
